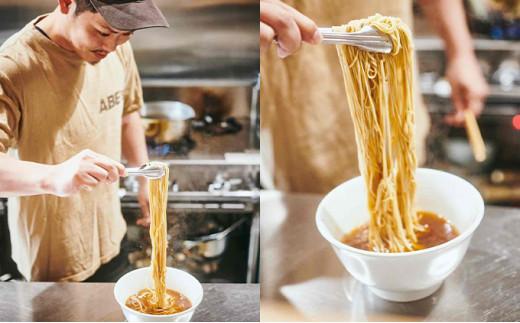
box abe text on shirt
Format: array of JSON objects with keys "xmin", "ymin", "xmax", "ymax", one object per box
[{"xmin": 100, "ymin": 91, "xmax": 123, "ymax": 113}]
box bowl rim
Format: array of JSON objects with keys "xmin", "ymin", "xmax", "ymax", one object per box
[
  {"xmin": 113, "ymin": 267, "xmax": 204, "ymax": 319},
  {"xmin": 315, "ymin": 168, "xmax": 485, "ymax": 258}
]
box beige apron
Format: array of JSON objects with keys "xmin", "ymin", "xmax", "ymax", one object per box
[{"xmin": 260, "ymin": 0, "xmax": 430, "ymax": 194}]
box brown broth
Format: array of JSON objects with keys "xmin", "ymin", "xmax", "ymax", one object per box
[
  {"xmin": 125, "ymin": 288, "xmax": 192, "ymax": 315},
  {"xmin": 341, "ymin": 211, "xmax": 459, "ymax": 252}
]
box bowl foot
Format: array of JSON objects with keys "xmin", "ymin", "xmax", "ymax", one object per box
[{"xmin": 368, "ymin": 282, "xmax": 442, "ymax": 302}]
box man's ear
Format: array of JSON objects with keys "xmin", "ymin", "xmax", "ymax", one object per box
[{"xmin": 58, "ymin": 0, "xmax": 74, "ymax": 14}]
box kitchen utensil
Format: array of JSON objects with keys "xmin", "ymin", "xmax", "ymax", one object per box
[
  {"xmin": 464, "ymin": 110, "xmax": 487, "ymax": 162},
  {"xmin": 126, "ymin": 163, "xmax": 165, "ymax": 179},
  {"xmin": 442, "ymin": 138, "xmax": 495, "ymax": 172},
  {"xmin": 316, "ymin": 168, "xmax": 484, "ymax": 302},
  {"xmin": 141, "ymin": 101, "xmax": 196, "ymax": 144},
  {"xmin": 318, "ymin": 26, "xmax": 393, "ymax": 53},
  {"xmin": 183, "ymin": 217, "xmax": 248, "ymax": 259}
]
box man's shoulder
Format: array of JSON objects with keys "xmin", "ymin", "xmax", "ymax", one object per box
[
  {"xmin": 0, "ymin": 23, "xmax": 38, "ymax": 55},
  {"xmin": 0, "ymin": 25, "xmax": 40, "ymax": 76},
  {"xmin": 114, "ymin": 41, "xmax": 136, "ymax": 67},
  {"xmin": 116, "ymin": 41, "xmax": 134, "ymax": 55}
]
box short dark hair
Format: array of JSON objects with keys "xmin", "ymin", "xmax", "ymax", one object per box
[{"xmin": 75, "ymin": 0, "xmax": 96, "ymax": 15}]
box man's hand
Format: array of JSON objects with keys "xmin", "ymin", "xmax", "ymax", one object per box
[
  {"xmin": 260, "ymin": 0, "xmax": 321, "ymax": 58},
  {"xmin": 43, "ymin": 149, "xmax": 125, "ymax": 197},
  {"xmin": 136, "ymin": 178, "xmax": 150, "ymax": 227},
  {"xmin": 445, "ymin": 53, "xmax": 489, "ymax": 126},
  {"xmin": 417, "ymin": 0, "xmax": 489, "ymax": 126}
]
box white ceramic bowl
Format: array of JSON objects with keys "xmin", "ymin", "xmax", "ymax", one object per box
[
  {"xmin": 316, "ymin": 168, "xmax": 484, "ymax": 302},
  {"xmin": 114, "ymin": 267, "xmax": 203, "ymax": 322}
]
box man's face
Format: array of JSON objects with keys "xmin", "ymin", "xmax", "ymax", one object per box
[{"xmin": 67, "ymin": 10, "xmax": 133, "ymax": 63}]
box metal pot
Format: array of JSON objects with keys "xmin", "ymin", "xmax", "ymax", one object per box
[
  {"xmin": 182, "ymin": 217, "xmax": 247, "ymax": 259},
  {"xmin": 442, "ymin": 138, "xmax": 496, "ymax": 173},
  {"xmin": 141, "ymin": 101, "xmax": 196, "ymax": 144}
]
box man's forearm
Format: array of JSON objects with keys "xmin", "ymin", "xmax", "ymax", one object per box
[
  {"xmin": 418, "ymin": 0, "xmax": 475, "ymax": 59},
  {"xmin": 121, "ymin": 111, "xmax": 149, "ymax": 167},
  {"xmin": 0, "ymin": 153, "xmax": 53, "ymax": 197}
]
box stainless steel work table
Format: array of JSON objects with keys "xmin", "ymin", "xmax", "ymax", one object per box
[
  {"xmin": 0, "ymin": 282, "xmax": 259, "ymax": 322},
  {"xmin": 261, "ymin": 191, "xmax": 520, "ymax": 321}
]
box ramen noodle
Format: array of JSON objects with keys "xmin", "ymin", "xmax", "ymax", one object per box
[
  {"xmin": 335, "ymin": 14, "xmax": 422, "ymax": 252},
  {"xmin": 125, "ymin": 163, "xmax": 192, "ymax": 315}
]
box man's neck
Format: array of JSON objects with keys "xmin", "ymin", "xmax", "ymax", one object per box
[{"xmin": 35, "ymin": 9, "xmax": 75, "ymax": 53}]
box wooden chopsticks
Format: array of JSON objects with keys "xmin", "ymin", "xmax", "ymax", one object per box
[{"xmin": 463, "ymin": 110, "xmax": 486, "ymax": 162}]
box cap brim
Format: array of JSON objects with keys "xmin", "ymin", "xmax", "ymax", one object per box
[{"xmin": 89, "ymin": 0, "xmax": 169, "ymax": 31}]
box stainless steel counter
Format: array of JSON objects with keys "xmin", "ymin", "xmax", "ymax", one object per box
[
  {"xmin": 0, "ymin": 282, "xmax": 259, "ymax": 322},
  {"xmin": 260, "ymin": 191, "xmax": 520, "ymax": 321}
]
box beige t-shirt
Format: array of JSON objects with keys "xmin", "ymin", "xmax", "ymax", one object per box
[
  {"xmin": 0, "ymin": 16, "xmax": 143, "ymax": 281},
  {"xmin": 260, "ymin": 0, "xmax": 430, "ymax": 194}
]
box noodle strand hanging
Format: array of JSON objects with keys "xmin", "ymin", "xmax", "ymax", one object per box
[
  {"xmin": 125, "ymin": 162, "xmax": 192, "ymax": 315},
  {"xmin": 335, "ymin": 14, "xmax": 422, "ymax": 252}
]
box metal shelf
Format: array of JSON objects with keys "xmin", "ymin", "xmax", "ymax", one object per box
[
  {"xmin": 421, "ymin": 85, "xmax": 520, "ymax": 102},
  {"xmin": 415, "ymin": 36, "xmax": 520, "ymax": 52},
  {"xmin": 141, "ymin": 77, "xmax": 257, "ymax": 88}
]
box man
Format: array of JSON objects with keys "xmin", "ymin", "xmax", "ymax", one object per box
[
  {"xmin": 0, "ymin": 0, "xmax": 168, "ymax": 281},
  {"xmin": 260, "ymin": 0, "xmax": 489, "ymax": 193}
]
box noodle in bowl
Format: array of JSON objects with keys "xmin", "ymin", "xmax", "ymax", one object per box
[
  {"xmin": 114, "ymin": 267, "xmax": 203, "ymax": 322},
  {"xmin": 316, "ymin": 168, "xmax": 484, "ymax": 302}
]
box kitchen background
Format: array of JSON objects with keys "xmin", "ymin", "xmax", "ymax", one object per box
[
  {"xmin": 0, "ymin": 0, "xmax": 518, "ymax": 286},
  {"xmin": 413, "ymin": 0, "xmax": 520, "ymax": 206},
  {"xmin": 0, "ymin": 0, "xmax": 260, "ymax": 284}
]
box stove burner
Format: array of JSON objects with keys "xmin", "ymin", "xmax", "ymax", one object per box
[
  {"xmin": 192, "ymin": 116, "xmax": 243, "ymax": 136},
  {"xmin": 147, "ymin": 136, "xmax": 196, "ymax": 156}
]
